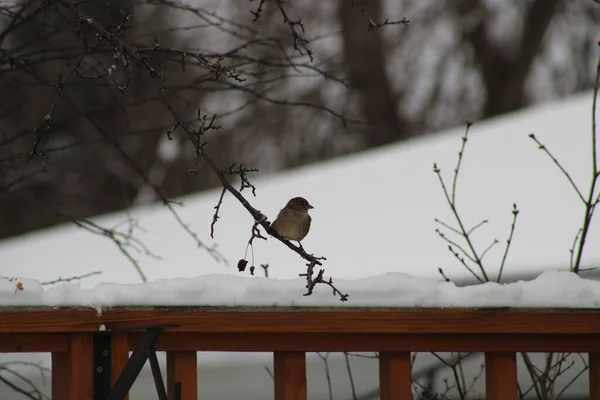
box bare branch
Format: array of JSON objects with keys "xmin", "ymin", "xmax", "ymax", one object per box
[
  {"xmin": 41, "ymin": 271, "xmax": 102, "ymax": 285},
  {"xmin": 528, "ymin": 133, "xmax": 585, "ymax": 203},
  {"xmin": 497, "ymin": 204, "xmax": 519, "ymax": 282}
]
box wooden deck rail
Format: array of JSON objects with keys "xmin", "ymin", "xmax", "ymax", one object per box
[{"xmin": 1, "ymin": 307, "xmax": 600, "ymax": 399}]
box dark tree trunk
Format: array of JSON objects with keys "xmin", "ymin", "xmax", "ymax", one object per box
[
  {"xmin": 455, "ymin": 0, "xmax": 561, "ymax": 117},
  {"xmin": 338, "ymin": 0, "xmax": 412, "ymax": 147}
]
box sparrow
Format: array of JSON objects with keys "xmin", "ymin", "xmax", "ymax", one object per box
[{"xmin": 271, "ymin": 197, "xmax": 314, "ymax": 250}]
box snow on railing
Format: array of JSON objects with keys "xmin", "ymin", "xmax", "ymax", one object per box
[{"xmin": 2, "ymin": 307, "xmax": 600, "ymax": 399}]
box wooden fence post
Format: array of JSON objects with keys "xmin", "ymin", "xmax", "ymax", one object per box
[
  {"xmin": 379, "ymin": 351, "xmax": 412, "ymax": 400},
  {"xmin": 52, "ymin": 333, "xmax": 94, "ymax": 400},
  {"xmin": 485, "ymin": 352, "xmax": 517, "ymax": 400},
  {"xmin": 167, "ymin": 351, "xmax": 198, "ymax": 400},
  {"xmin": 52, "ymin": 351, "xmax": 69, "ymax": 400},
  {"xmin": 590, "ymin": 353, "xmax": 600, "ymax": 400},
  {"xmin": 111, "ymin": 333, "xmax": 130, "ymax": 400},
  {"xmin": 274, "ymin": 351, "xmax": 307, "ymax": 400}
]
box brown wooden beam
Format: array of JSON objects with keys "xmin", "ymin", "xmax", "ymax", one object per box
[
  {"xmin": 3, "ymin": 308, "xmax": 600, "ymax": 334},
  {"xmin": 0, "ymin": 333, "xmax": 68, "ymax": 352},
  {"xmin": 128, "ymin": 332, "xmax": 600, "ymax": 353}
]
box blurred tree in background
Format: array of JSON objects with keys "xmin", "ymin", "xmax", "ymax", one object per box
[{"xmin": 0, "ymin": 0, "xmax": 598, "ymax": 240}]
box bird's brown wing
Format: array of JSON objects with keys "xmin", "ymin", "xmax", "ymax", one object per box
[
  {"xmin": 298, "ymin": 214, "xmax": 311, "ymax": 240},
  {"xmin": 271, "ymin": 209, "xmax": 283, "ymax": 227}
]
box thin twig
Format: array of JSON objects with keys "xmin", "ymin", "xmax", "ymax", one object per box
[
  {"xmin": 497, "ymin": 204, "xmax": 519, "ymax": 282},
  {"xmin": 447, "ymin": 245, "xmax": 484, "ymax": 283},
  {"xmin": 434, "ymin": 218, "xmax": 462, "ymax": 236},
  {"xmin": 316, "ymin": 352, "xmax": 333, "ymax": 400},
  {"xmin": 438, "ymin": 267, "xmax": 451, "ymax": 282},
  {"xmin": 569, "ymin": 229, "xmax": 582, "ymax": 271},
  {"xmin": 349, "ymin": 0, "xmax": 410, "ymax": 31},
  {"xmin": 466, "ymin": 220, "xmax": 488, "ymax": 236},
  {"xmin": 0, "ymin": 363, "xmax": 50, "ymax": 400},
  {"xmin": 435, "ymin": 228, "xmax": 477, "ymax": 264},
  {"xmin": 210, "ymin": 187, "xmax": 226, "ymax": 238},
  {"xmin": 343, "ymin": 352, "xmax": 358, "ymax": 400},
  {"xmin": 452, "ymin": 123, "xmax": 471, "ymax": 205},
  {"xmin": 528, "ymin": 134, "xmax": 585, "ymax": 203},
  {"xmin": 479, "ymin": 239, "xmax": 498, "ymax": 263},
  {"xmin": 41, "ymin": 271, "xmax": 101, "ymax": 285}
]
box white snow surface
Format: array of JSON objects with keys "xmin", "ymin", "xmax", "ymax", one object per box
[
  {"xmin": 1, "ymin": 90, "xmax": 599, "ymax": 307},
  {"xmin": 2, "ymin": 270, "xmax": 600, "ymax": 308}
]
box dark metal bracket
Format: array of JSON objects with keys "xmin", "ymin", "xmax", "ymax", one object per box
[
  {"xmin": 93, "ymin": 326, "xmax": 181, "ymax": 400},
  {"xmin": 93, "ymin": 332, "xmax": 112, "ymax": 399}
]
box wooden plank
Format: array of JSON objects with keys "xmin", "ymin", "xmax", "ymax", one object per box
[
  {"xmin": 131, "ymin": 332, "xmax": 600, "ymax": 353},
  {"xmin": 379, "ymin": 352, "xmax": 412, "ymax": 400},
  {"xmin": 52, "ymin": 352, "xmax": 69, "ymax": 400},
  {"xmin": 4, "ymin": 308, "xmax": 600, "ymax": 334},
  {"xmin": 590, "ymin": 353, "xmax": 600, "ymax": 400},
  {"xmin": 0, "ymin": 333, "xmax": 68, "ymax": 352},
  {"xmin": 69, "ymin": 333, "xmax": 94, "ymax": 400},
  {"xmin": 485, "ymin": 352, "xmax": 517, "ymax": 400},
  {"xmin": 111, "ymin": 333, "xmax": 130, "ymax": 400},
  {"xmin": 167, "ymin": 351, "xmax": 198, "ymax": 400},
  {"xmin": 274, "ymin": 352, "xmax": 306, "ymax": 400}
]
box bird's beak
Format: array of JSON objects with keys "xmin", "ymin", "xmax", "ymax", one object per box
[{"xmin": 308, "ymin": 204, "xmax": 314, "ymax": 209}]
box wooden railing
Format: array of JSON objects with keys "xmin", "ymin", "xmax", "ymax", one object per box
[{"xmin": 1, "ymin": 307, "xmax": 600, "ymax": 399}]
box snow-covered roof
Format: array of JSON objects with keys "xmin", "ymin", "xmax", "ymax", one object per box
[{"xmin": 1, "ymin": 91, "xmax": 598, "ymax": 301}]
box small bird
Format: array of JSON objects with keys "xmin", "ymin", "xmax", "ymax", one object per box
[{"xmin": 271, "ymin": 197, "xmax": 314, "ymax": 250}]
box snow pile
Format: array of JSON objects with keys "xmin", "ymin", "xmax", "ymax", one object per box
[{"xmin": 1, "ymin": 270, "xmax": 599, "ymax": 308}]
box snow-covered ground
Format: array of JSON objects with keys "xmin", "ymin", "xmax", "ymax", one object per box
[{"xmin": 1, "ymin": 90, "xmax": 599, "ymax": 398}]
